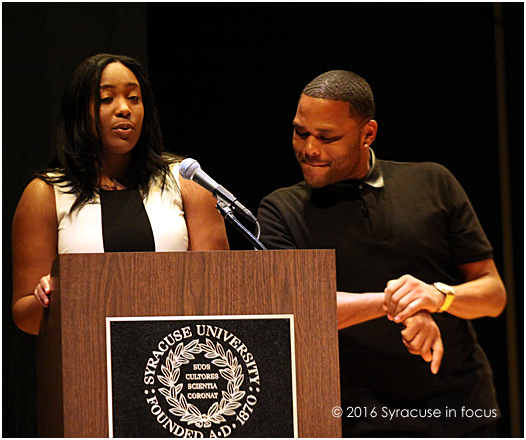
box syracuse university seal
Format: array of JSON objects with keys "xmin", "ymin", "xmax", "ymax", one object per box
[{"xmin": 143, "ymin": 324, "xmax": 261, "ymax": 437}]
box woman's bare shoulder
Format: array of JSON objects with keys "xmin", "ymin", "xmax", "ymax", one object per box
[{"xmin": 15, "ymin": 178, "xmax": 56, "ymax": 221}]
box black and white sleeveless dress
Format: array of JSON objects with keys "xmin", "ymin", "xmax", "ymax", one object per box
[{"xmin": 53, "ymin": 163, "xmax": 188, "ymax": 253}]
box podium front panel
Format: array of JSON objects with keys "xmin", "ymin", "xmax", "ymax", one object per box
[{"xmin": 37, "ymin": 250, "xmax": 340, "ymax": 437}]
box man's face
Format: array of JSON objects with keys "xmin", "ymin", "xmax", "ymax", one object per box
[{"xmin": 292, "ymin": 95, "xmax": 371, "ymax": 188}]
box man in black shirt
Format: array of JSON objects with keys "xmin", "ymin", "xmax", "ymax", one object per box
[{"xmin": 257, "ymin": 70, "xmax": 506, "ymax": 437}]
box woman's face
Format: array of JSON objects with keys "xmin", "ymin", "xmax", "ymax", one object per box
[{"xmin": 92, "ymin": 62, "xmax": 144, "ymax": 159}]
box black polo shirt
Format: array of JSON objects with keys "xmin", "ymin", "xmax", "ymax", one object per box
[{"xmin": 258, "ymin": 152, "xmax": 499, "ymax": 436}]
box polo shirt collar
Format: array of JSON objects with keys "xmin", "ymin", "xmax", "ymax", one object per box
[
  {"xmin": 362, "ymin": 148, "xmax": 384, "ymax": 188},
  {"xmin": 310, "ymin": 149, "xmax": 384, "ymax": 204}
]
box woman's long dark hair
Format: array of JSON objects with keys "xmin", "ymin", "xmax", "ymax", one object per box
[{"xmin": 38, "ymin": 53, "xmax": 181, "ymax": 212}]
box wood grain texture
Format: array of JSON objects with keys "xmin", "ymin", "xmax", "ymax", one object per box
[
  {"xmin": 36, "ymin": 259, "xmax": 65, "ymax": 437},
  {"xmin": 37, "ymin": 250, "xmax": 341, "ymax": 437}
]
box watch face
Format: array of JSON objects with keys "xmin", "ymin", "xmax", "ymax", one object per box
[{"xmin": 435, "ymin": 282, "xmax": 454, "ymax": 295}]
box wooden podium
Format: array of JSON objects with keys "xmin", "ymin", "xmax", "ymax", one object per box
[{"xmin": 37, "ymin": 250, "xmax": 341, "ymax": 437}]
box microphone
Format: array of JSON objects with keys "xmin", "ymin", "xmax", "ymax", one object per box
[{"xmin": 179, "ymin": 158, "xmax": 257, "ymax": 223}]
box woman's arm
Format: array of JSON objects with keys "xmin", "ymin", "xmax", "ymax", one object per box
[
  {"xmin": 12, "ymin": 178, "xmax": 58, "ymax": 334},
  {"xmin": 180, "ymin": 178, "xmax": 230, "ymax": 251}
]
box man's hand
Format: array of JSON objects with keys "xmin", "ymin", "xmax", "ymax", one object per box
[
  {"xmin": 383, "ymin": 274, "xmax": 445, "ymax": 323},
  {"xmin": 401, "ymin": 311, "xmax": 443, "ymax": 374}
]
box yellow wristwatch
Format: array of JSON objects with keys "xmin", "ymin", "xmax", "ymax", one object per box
[{"xmin": 433, "ymin": 282, "xmax": 455, "ymax": 313}]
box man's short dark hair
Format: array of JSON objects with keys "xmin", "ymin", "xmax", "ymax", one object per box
[{"xmin": 302, "ymin": 70, "xmax": 375, "ymax": 121}]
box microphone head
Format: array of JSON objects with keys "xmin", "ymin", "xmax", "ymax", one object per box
[{"xmin": 179, "ymin": 158, "xmax": 201, "ymax": 180}]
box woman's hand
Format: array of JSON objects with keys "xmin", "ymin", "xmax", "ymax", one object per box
[{"xmin": 34, "ymin": 274, "xmax": 52, "ymax": 307}]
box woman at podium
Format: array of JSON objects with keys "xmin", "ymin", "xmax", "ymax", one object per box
[{"xmin": 11, "ymin": 54, "xmax": 229, "ymax": 335}]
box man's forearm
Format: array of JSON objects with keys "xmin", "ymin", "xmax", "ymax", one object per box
[
  {"xmin": 337, "ymin": 291, "xmax": 386, "ymax": 330},
  {"xmin": 448, "ymin": 273, "xmax": 506, "ymax": 319}
]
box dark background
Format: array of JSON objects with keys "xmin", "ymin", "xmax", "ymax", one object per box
[{"xmin": 3, "ymin": 3, "xmax": 523, "ymax": 437}]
